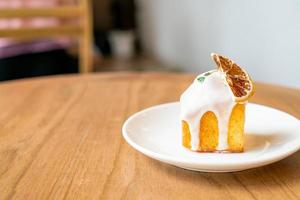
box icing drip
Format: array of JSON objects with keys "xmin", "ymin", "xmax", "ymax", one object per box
[{"xmin": 180, "ymin": 70, "xmax": 236, "ymax": 151}]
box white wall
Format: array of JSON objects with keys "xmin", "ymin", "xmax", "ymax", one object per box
[{"xmin": 137, "ymin": 0, "xmax": 300, "ymax": 88}]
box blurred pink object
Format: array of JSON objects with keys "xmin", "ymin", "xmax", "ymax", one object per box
[{"xmin": 0, "ymin": 0, "xmax": 77, "ymax": 58}]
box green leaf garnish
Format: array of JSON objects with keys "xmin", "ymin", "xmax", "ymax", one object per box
[
  {"xmin": 204, "ymin": 71, "xmax": 212, "ymax": 76},
  {"xmin": 197, "ymin": 76, "xmax": 205, "ymax": 83}
]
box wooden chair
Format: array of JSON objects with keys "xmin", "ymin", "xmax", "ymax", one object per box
[{"xmin": 0, "ymin": 0, "xmax": 94, "ymax": 73}]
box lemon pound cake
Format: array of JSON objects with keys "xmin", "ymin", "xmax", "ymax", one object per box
[{"xmin": 180, "ymin": 53, "xmax": 255, "ymax": 152}]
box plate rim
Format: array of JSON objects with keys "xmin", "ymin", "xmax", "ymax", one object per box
[{"xmin": 122, "ymin": 102, "xmax": 300, "ymax": 171}]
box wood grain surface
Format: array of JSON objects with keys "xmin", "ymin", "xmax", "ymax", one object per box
[{"xmin": 0, "ymin": 72, "xmax": 299, "ymax": 200}]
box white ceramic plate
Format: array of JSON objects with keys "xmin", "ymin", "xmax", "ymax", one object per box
[{"xmin": 122, "ymin": 102, "xmax": 300, "ymax": 172}]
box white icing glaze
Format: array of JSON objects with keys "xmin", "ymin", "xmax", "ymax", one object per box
[{"xmin": 180, "ymin": 70, "xmax": 236, "ymax": 151}]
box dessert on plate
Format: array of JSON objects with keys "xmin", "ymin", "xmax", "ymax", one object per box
[{"xmin": 180, "ymin": 53, "xmax": 255, "ymax": 152}]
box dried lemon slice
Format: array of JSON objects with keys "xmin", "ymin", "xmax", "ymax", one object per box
[{"xmin": 211, "ymin": 53, "xmax": 255, "ymax": 102}]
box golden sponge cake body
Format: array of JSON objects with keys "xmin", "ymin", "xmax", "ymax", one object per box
[{"xmin": 182, "ymin": 103, "xmax": 245, "ymax": 152}]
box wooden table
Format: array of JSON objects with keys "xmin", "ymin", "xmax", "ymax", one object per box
[{"xmin": 0, "ymin": 72, "xmax": 299, "ymax": 200}]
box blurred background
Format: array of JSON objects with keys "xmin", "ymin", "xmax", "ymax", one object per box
[{"xmin": 0, "ymin": 0, "xmax": 299, "ymax": 88}]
